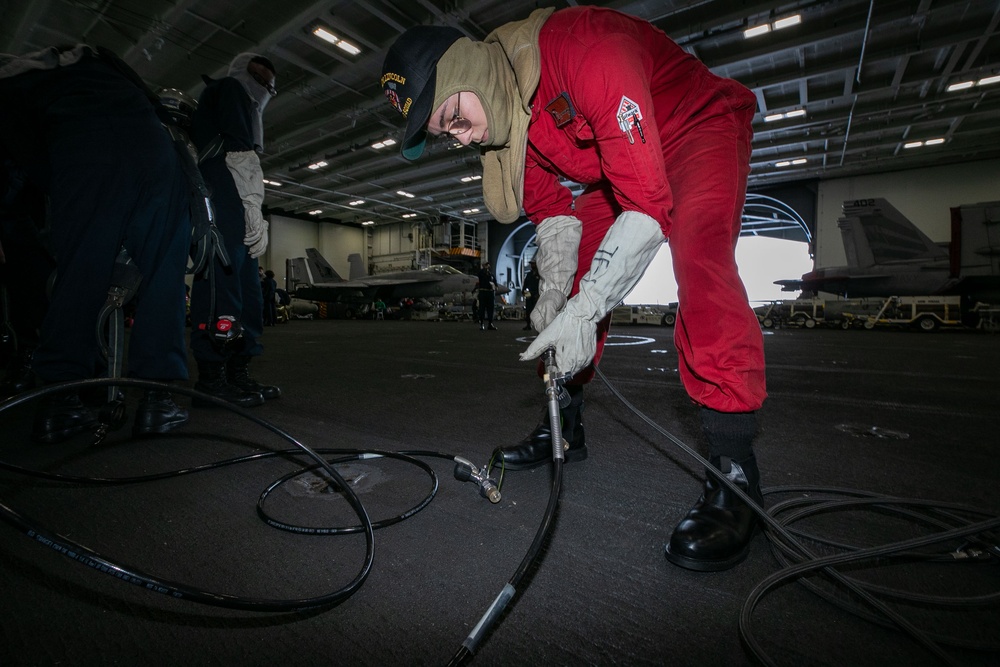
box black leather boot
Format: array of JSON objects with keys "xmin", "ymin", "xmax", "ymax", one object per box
[
  {"xmin": 665, "ymin": 454, "xmax": 763, "ymax": 572},
  {"xmin": 227, "ymin": 355, "xmax": 281, "ymax": 400},
  {"xmin": 0, "ymin": 346, "xmax": 36, "ymax": 399},
  {"xmin": 133, "ymin": 390, "xmax": 189, "ymax": 436},
  {"xmin": 32, "ymin": 390, "xmax": 99, "ymax": 444},
  {"xmin": 494, "ymin": 386, "xmax": 587, "ymax": 470},
  {"xmin": 193, "ymin": 360, "xmax": 264, "ymax": 408}
]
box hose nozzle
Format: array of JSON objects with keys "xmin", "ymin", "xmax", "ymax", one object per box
[{"xmin": 454, "ymin": 457, "xmax": 501, "ymax": 504}]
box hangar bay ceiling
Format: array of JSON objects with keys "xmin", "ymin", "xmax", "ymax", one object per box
[{"xmin": 3, "ymin": 0, "xmax": 999, "ymax": 232}]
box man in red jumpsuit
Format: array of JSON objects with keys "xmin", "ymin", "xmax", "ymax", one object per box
[{"xmin": 382, "ymin": 6, "xmax": 766, "ymax": 572}]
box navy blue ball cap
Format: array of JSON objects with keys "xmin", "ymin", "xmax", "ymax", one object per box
[{"xmin": 381, "ymin": 25, "xmax": 463, "ymax": 161}]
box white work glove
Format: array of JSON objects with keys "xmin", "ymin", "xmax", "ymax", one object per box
[
  {"xmin": 225, "ymin": 150, "xmax": 268, "ymax": 258},
  {"xmin": 530, "ymin": 215, "xmax": 582, "ymax": 332},
  {"xmin": 521, "ymin": 210, "xmax": 664, "ymax": 377}
]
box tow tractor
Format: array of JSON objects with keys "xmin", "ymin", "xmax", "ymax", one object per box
[
  {"xmin": 843, "ymin": 295, "xmax": 963, "ymax": 332},
  {"xmin": 611, "ymin": 303, "xmax": 677, "ymax": 326}
]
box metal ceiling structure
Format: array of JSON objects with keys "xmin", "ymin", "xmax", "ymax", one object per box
[{"xmin": 3, "ymin": 0, "xmax": 999, "ymax": 230}]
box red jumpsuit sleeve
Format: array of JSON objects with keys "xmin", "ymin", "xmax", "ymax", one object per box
[
  {"xmin": 568, "ymin": 34, "xmax": 672, "ymax": 236},
  {"xmin": 523, "ymin": 148, "xmax": 574, "ymax": 224}
]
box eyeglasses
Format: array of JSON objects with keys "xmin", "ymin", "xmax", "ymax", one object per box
[
  {"xmin": 251, "ymin": 70, "xmax": 277, "ymax": 97},
  {"xmin": 446, "ymin": 92, "xmax": 472, "ymax": 136}
]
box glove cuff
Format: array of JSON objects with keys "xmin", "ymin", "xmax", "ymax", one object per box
[
  {"xmin": 535, "ymin": 215, "xmax": 582, "ymax": 297},
  {"xmin": 565, "ymin": 210, "xmax": 663, "ymax": 322}
]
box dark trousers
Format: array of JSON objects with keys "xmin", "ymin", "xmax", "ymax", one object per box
[
  {"xmin": 189, "ymin": 157, "xmax": 264, "ymax": 362},
  {"xmin": 477, "ymin": 290, "xmax": 495, "ymax": 324}
]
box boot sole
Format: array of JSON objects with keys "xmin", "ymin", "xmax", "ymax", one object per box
[
  {"xmin": 133, "ymin": 416, "xmax": 190, "ymax": 437},
  {"xmin": 192, "ymin": 395, "xmax": 265, "ymax": 408},
  {"xmin": 32, "ymin": 421, "xmax": 99, "ymax": 445},
  {"xmin": 664, "ymin": 525, "xmax": 760, "ymax": 572}
]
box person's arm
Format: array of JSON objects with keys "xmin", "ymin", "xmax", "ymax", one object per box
[
  {"xmin": 521, "ymin": 30, "xmax": 669, "ymax": 374},
  {"xmin": 214, "ymin": 78, "xmax": 268, "ymax": 258}
]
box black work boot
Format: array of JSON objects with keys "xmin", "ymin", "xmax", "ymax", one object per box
[
  {"xmin": 494, "ymin": 386, "xmax": 587, "ymax": 470},
  {"xmin": 32, "ymin": 390, "xmax": 99, "ymax": 444},
  {"xmin": 133, "ymin": 389, "xmax": 189, "ymax": 436},
  {"xmin": 193, "ymin": 360, "xmax": 264, "ymax": 408},
  {"xmin": 666, "ymin": 409, "xmax": 762, "ymax": 571},
  {"xmin": 0, "ymin": 346, "xmax": 36, "ymax": 399},
  {"xmin": 664, "ymin": 454, "xmax": 762, "ymax": 571},
  {"xmin": 227, "ymin": 355, "xmax": 281, "ymax": 400}
]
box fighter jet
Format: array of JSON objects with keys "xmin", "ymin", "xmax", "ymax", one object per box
[
  {"xmin": 286, "ymin": 248, "xmax": 506, "ymax": 303},
  {"xmin": 775, "ymin": 198, "xmax": 1000, "ymax": 302}
]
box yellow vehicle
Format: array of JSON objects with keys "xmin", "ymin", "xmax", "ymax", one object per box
[
  {"xmin": 611, "ymin": 304, "xmax": 677, "ymax": 326},
  {"xmin": 844, "ymin": 295, "xmax": 963, "ymax": 332}
]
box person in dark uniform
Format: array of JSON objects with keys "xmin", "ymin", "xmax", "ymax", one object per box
[
  {"xmin": 188, "ymin": 53, "xmax": 280, "ymax": 406},
  {"xmin": 522, "ymin": 259, "xmax": 539, "ymax": 331},
  {"xmin": 261, "ymin": 269, "xmax": 278, "ymax": 326},
  {"xmin": 0, "ymin": 45, "xmax": 192, "ymax": 442},
  {"xmin": 475, "ymin": 261, "xmax": 498, "ymax": 331}
]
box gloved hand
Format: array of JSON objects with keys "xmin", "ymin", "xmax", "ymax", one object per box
[
  {"xmin": 521, "ymin": 210, "xmax": 664, "ymax": 376},
  {"xmin": 225, "ymin": 150, "xmax": 268, "ymax": 258},
  {"xmin": 530, "ymin": 215, "xmax": 582, "ymax": 332},
  {"xmin": 245, "ymin": 223, "xmax": 268, "ymax": 258}
]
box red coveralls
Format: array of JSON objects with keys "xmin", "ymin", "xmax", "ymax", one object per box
[{"xmin": 523, "ymin": 6, "xmax": 766, "ymax": 413}]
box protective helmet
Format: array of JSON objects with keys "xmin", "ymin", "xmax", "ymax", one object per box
[{"xmin": 157, "ymin": 88, "xmax": 198, "ymax": 128}]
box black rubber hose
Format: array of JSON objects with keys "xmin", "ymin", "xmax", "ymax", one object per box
[
  {"xmin": 0, "ymin": 377, "xmax": 376, "ymax": 612},
  {"xmin": 446, "ymin": 458, "xmax": 564, "ymax": 666}
]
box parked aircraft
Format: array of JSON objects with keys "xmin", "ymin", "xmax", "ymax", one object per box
[
  {"xmin": 775, "ymin": 198, "xmax": 1000, "ymax": 302},
  {"xmin": 286, "ymin": 248, "xmax": 508, "ymax": 303}
]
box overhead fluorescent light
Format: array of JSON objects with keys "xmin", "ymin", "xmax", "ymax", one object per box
[
  {"xmin": 946, "ymin": 81, "xmax": 975, "ymax": 92},
  {"xmin": 462, "ymin": 208, "xmax": 480, "ymax": 214},
  {"xmin": 307, "ymin": 160, "xmax": 328, "ymax": 170},
  {"xmin": 744, "ymin": 24, "xmax": 770, "ymax": 39},
  {"xmin": 263, "ymin": 179, "xmax": 282, "ymax": 186},
  {"xmin": 460, "ymin": 175, "xmax": 482, "ymax": 182},
  {"xmin": 402, "ymin": 213, "xmax": 417, "ymax": 218},
  {"xmin": 396, "ymin": 190, "xmax": 415, "ymax": 198},
  {"xmin": 308, "ymin": 209, "xmax": 323, "ymax": 215},
  {"xmin": 312, "ymin": 27, "xmax": 361, "ymax": 56},
  {"xmin": 371, "ymin": 138, "xmax": 397, "ymax": 149},
  {"xmin": 764, "ymin": 109, "xmax": 806, "ymax": 122},
  {"xmin": 746, "ymin": 14, "xmax": 801, "ymax": 39},
  {"xmin": 774, "ymin": 15, "xmax": 802, "ymax": 30},
  {"xmin": 348, "ymin": 199, "xmax": 364, "ymax": 206},
  {"xmin": 978, "ymin": 74, "xmax": 1000, "ymax": 86},
  {"xmin": 791, "ymin": 158, "xmax": 807, "ymax": 165},
  {"xmin": 904, "ymin": 138, "xmax": 945, "ymax": 149},
  {"xmin": 360, "ymin": 220, "xmax": 374, "ymax": 226}
]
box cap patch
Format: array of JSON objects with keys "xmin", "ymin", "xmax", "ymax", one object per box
[{"xmin": 384, "ymin": 87, "xmax": 411, "ymax": 118}]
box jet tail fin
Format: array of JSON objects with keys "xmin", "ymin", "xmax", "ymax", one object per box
[
  {"xmin": 347, "ymin": 253, "xmax": 366, "ymax": 280},
  {"xmin": 838, "ymin": 198, "xmax": 947, "ymax": 267},
  {"xmin": 286, "ymin": 248, "xmax": 347, "ymax": 294},
  {"xmin": 304, "ymin": 248, "xmax": 346, "ymax": 283}
]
